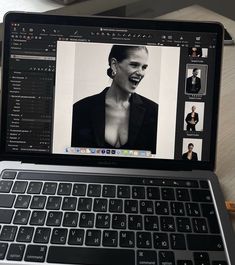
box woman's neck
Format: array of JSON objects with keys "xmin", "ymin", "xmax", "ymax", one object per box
[{"xmin": 107, "ymin": 84, "xmax": 131, "ymax": 103}]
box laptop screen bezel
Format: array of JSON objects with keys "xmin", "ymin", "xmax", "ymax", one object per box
[{"xmin": 0, "ymin": 12, "xmax": 224, "ymax": 171}]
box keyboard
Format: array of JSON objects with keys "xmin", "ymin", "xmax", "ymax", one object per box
[{"xmin": 0, "ymin": 170, "xmax": 228, "ymax": 265}]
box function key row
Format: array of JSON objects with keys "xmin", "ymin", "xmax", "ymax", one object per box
[
  {"xmin": 0, "ymin": 180, "xmax": 213, "ymax": 202},
  {"xmin": 2, "ymin": 170, "xmax": 211, "ymax": 189}
]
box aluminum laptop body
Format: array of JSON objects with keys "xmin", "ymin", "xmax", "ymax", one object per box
[{"xmin": 0, "ymin": 12, "xmax": 234, "ymax": 265}]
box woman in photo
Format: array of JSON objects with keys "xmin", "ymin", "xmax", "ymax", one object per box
[
  {"xmin": 182, "ymin": 143, "xmax": 198, "ymax": 161},
  {"xmin": 71, "ymin": 45, "xmax": 158, "ymax": 154}
]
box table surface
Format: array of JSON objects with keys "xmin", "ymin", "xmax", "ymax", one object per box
[
  {"xmin": 158, "ymin": 4, "xmax": 235, "ymax": 230},
  {"xmin": 0, "ymin": 4, "xmax": 234, "ymax": 228}
]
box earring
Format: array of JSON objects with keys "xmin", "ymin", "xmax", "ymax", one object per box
[{"xmin": 112, "ymin": 70, "xmax": 116, "ymax": 77}]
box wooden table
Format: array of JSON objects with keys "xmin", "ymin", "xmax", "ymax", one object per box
[{"xmin": 158, "ymin": 4, "xmax": 235, "ymax": 230}]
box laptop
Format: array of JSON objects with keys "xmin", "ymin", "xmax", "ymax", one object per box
[{"xmin": 0, "ymin": 11, "xmax": 234, "ymax": 265}]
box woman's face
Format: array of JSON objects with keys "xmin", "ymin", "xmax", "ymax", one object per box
[{"xmin": 112, "ymin": 48, "xmax": 148, "ymax": 94}]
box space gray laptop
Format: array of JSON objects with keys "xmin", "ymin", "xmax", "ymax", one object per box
[{"xmin": 0, "ymin": 11, "xmax": 234, "ymax": 265}]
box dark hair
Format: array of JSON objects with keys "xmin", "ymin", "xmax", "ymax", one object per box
[
  {"xmin": 107, "ymin": 45, "xmax": 148, "ymax": 78},
  {"xmin": 193, "ymin": 68, "xmax": 198, "ymax": 72},
  {"xmin": 188, "ymin": 143, "xmax": 194, "ymax": 148}
]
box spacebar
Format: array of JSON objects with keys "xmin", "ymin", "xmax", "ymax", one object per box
[{"xmin": 47, "ymin": 246, "xmax": 135, "ymax": 265}]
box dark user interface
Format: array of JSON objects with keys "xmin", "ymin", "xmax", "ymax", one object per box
[{"xmin": 5, "ymin": 22, "xmax": 218, "ymax": 160}]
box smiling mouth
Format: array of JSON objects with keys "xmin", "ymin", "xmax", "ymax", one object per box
[{"xmin": 129, "ymin": 77, "xmax": 141, "ymax": 86}]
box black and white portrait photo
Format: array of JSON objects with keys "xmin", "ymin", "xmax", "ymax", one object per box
[
  {"xmin": 185, "ymin": 64, "xmax": 208, "ymax": 95},
  {"xmin": 52, "ymin": 41, "xmax": 181, "ymax": 158},
  {"xmin": 182, "ymin": 138, "xmax": 202, "ymax": 161},
  {"xmin": 184, "ymin": 102, "xmax": 205, "ymax": 132},
  {"xmin": 71, "ymin": 45, "xmax": 158, "ymax": 154}
]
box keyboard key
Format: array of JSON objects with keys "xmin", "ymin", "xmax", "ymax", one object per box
[
  {"xmin": 27, "ymin": 182, "xmax": 42, "ymax": 194},
  {"xmin": 51, "ymin": 228, "xmax": 68, "ymax": 244},
  {"xmin": 58, "ymin": 183, "xmax": 72, "ymax": 195},
  {"xmin": 102, "ymin": 185, "xmax": 116, "ymax": 197},
  {"xmin": 112, "ymin": 214, "xmax": 126, "ymax": 229},
  {"xmin": 176, "ymin": 217, "xmax": 192, "ymax": 233},
  {"xmin": 128, "ymin": 215, "xmax": 143, "ymax": 230},
  {"xmin": 201, "ymin": 203, "xmax": 220, "ymax": 233},
  {"xmin": 155, "ymin": 201, "xmax": 169, "ymax": 215},
  {"xmin": 120, "ymin": 231, "xmax": 135, "ymax": 248},
  {"xmin": 137, "ymin": 232, "xmax": 152, "ymax": 248},
  {"xmin": 109, "ymin": 199, "xmax": 123, "ymax": 213},
  {"xmin": 160, "ymin": 216, "xmax": 175, "ymax": 232},
  {"xmin": 144, "ymin": 215, "xmax": 159, "ymax": 231},
  {"xmin": 132, "ymin": 186, "xmax": 145, "ymax": 199},
  {"xmin": 63, "ymin": 212, "xmax": 78, "ymax": 227},
  {"xmin": 93, "ymin": 198, "xmax": 108, "ymax": 212},
  {"xmin": 212, "ymin": 261, "xmax": 228, "ymax": 265},
  {"xmin": 161, "ymin": 188, "xmax": 175, "ymax": 200},
  {"xmin": 78, "ymin": 197, "xmax": 92, "ymax": 211},
  {"xmin": 79, "ymin": 213, "xmax": 94, "ymax": 228},
  {"xmin": 0, "ymin": 225, "xmax": 17, "ymax": 241},
  {"xmin": 117, "ymin": 185, "xmax": 130, "ymax": 198},
  {"xmin": 170, "ymin": 233, "xmax": 186, "ymax": 250},
  {"xmin": 95, "ymin": 213, "xmax": 110, "ymax": 228},
  {"xmin": 46, "ymin": 196, "xmax": 62, "ymax": 210},
  {"xmin": 14, "ymin": 195, "xmax": 31, "ymax": 208},
  {"xmin": 30, "ymin": 211, "xmax": 47, "ymax": 226},
  {"xmin": 153, "ymin": 232, "xmax": 169, "ymax": 249},
  {"xmin": 42, "ymin": 182, "xmax": 57, "ymax": 195},
  {"xmin": 1, "ymin": 171, "xmax": 17, "ymax": 179},
  {"xmin": 102, "ymin": 230, "xmax": 118, "ymax": 247},
  {"xmin": 147, "ymin": 187, "xmax": 160, "ymax": 200},
  {"xmin": 124, "ymin": 199, "xmax": 138, "ymax": 213},
  {"xmin": 62, "ymin": 197, "xmax": 77, "ymax": 211},
  {"xmin": 24, "ymin": 245, "xmax": 47, "ymax": 262},
  {"xmin": 0, "ymin": 242, "xmax": 8, "ymax": 260},
  {"xmin": 200, "ymin": 180, "xmax": 209, "ymax": 189},
  {"xmin": 185, "ymin": 203, "xmax": 201, "ymax": 217},
  {"xmin": 72, "ymin": 183, "xmax": 87, "ymax": 196},
  {"xmin": 46, "ymin": 211, "xmax": 63, "ymax": 226},
  {"xmin": 47, "ymin": 246, "xmax": 134, "ymax": 265},
  {"xmin": 0, "ymin": 194, "xmax": 16, "ymax": 208},
  {"xmin": 137, "ymin": 250, "xmax": 157, "ymax": 265},
  {"xmin": 16, "ymin": 226, "xmax": 34, "ymax": 242},
  {"xmin": 170, "ymin": 202, "xmax": 185, "ymax": 216},
  {"xmin": 191, "ymin": 189, "xmax": 212, "ymax": 202},
  {"xmin": 0, "ymin": 180, "xmax": 13, "ymax": 193},
  {"xmin": 187, "ymin": 234, "xmax": 224, "ymax": 251},
  {"xmin": 68, "ymin": 229, "xmax": 84, "ymax": 245},
  {"xmin": 140, "ymin": 200, "xmax": 154, "ymax": 214},
  {"xmin": 12, "ymin": 181, "xmax": 28, "ymax": 193},
  {"xmin": 159, "ymin": 251, "xmax": 175, "ymax": 265},
  {"xmin": 177, "ymin": 261, "xmax": 193, "ymax": 265},
  {"xmin": 30, "ymin": 196, "xmax": 47, "ymax": 209},
  {"xmin": 176, "ymin": 188, "xmax": 190, "ymax": 201},
  {"xmin": 194, "ymin": 252, "xmax": 210, "ymax": 264},
  {"xmin": 87, "ymin": 184, "xmax": 101, "ymax": 197},
  {"xmin": 34, "ymin": 228, "xmax": 51, "ymax": 244},
  {"xmin": 85, "ymin": 229, "xmax": 101, "ymax": 246},
  {"xmin": 192, "ymin": 218, "xmax": 208, "ymax": 233},
  {"xmin": 0, "ymin": 209, "xmax": 14, "ymax": 224},
  {"xmin": 6, "ymin": 243, "xmax": 25, "ymax": 261}
]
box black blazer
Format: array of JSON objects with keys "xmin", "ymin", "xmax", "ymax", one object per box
[
  {"xmin": 185, "ymin": 112, "xmax": 199, "ymax": 125},
  {"xmin": 71, "ymin": 88, "xmax": 158, "ymax": 154},
  {"xmin": 182, "ymin": 151, "xmax": 198, "ymax": 161},
  {"xmin": 186, "ymin": 76, "xmax": 201, "ymax": 94}
]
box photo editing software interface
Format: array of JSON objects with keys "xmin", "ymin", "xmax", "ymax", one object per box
[{"xmin": 5, "ymin": 22, "xmax": 218, "ymax": 161}]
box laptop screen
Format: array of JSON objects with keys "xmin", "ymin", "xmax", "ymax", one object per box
[{"xmin": 1, "ymin": 13, "xmax": 223, "ymax": 168}]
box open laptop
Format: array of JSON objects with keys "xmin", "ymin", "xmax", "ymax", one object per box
[{"xmin": 0, "ymin": 11, "xmax": 234, "ymax": 265}]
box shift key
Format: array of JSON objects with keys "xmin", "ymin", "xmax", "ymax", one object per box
[{"xmin": 187, "ymin": 235, "xmax": 224, "ymax": 251}]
